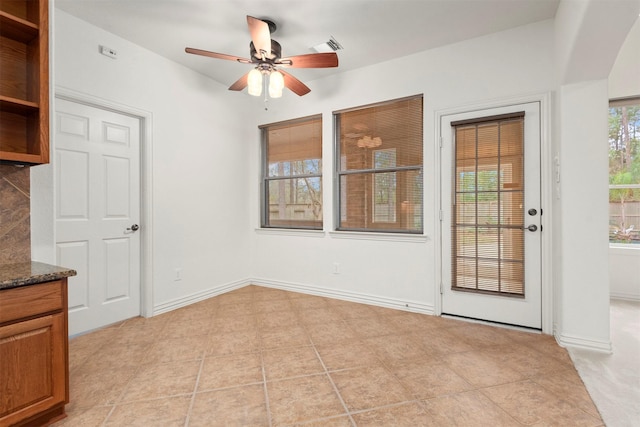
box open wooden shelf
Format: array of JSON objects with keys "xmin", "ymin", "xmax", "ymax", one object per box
[
  {"xmin": 0, "ymin": 11, "xmax": 38, "ymax": 42},
  {"xmin": 0, "ymin": 0, "xmax": 48, "ymax": 165},
  {"xmin": 0, "ymin": 94, "xmax": 39, "ymax": 113}
]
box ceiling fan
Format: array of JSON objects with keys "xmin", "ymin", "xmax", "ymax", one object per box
[{"xmin": 185, "ymin": 15, "xmax": 339, "ymax": 97}]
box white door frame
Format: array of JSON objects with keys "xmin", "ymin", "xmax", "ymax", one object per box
[
  {"xmin": 434, "ymin": 92, "xmax": 553, "ymax": 334},
  {"xmin": 55, "ymin": 86, "xmax": 154, "ymax": 318}
]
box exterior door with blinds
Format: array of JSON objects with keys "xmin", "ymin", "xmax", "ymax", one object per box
[{"xmin": 441, "ymin": 102, "xmax": 542, "ymax": 329}]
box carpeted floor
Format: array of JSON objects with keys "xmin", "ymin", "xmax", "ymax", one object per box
[{"xmin": 569, "ymin": 299, "xmax": 640, "ymax": 427}]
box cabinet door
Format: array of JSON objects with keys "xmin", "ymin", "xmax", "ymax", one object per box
[{"xmin": 0, "ymin": 313, "xmax": 66, "ymax": 425}]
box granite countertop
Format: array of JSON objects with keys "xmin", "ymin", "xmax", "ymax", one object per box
[{"xmin": 0, "ymin": 261, "xmax": 77, "ymax": 290}]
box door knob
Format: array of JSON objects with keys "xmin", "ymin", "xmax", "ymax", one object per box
[
  {"xmin": 127, "ymin": 224, "xmax": 139, "ymax": 232},
  {"xmin": 523, "ymin": 224, "xmax": 537, "ymax": 232}
]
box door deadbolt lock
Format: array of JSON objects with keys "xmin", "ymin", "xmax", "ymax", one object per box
[
  {"xmin": 127, "ymin": 224, "xmax": 139, "ymax": 232},
  {"xmin": 528, "ymin": 208, "xmax": 537, "ymax": 216}
]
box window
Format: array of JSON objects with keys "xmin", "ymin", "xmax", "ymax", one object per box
[
  {"xmin": 609, "ymin": 98, "xmax": 640, "ymax": 244},
  {"xmin": 335, "ymin": 95, "xmax": 423, "ymax": 233},
  {"xmin": 261, "ymin": 115, "xmax": 323, "ymax": 229}
]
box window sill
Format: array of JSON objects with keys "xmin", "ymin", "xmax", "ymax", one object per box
[
  {"xmin": 329, "ymin": 231, "xmax": 429, "ymax": 243},
  {"xmin": 609, "ymin": 244, "xmax": 640, "ymax": 252},
  {"xmin": 255, "ymin": 228, "xmax": 326, "ymax": 238}
]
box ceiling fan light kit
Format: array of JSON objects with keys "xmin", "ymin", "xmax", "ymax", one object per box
[
  {"xmin": 357, "ymin": 136, "xmax": 383, "ymax": 149},
  {"xmin": 247, "ymin": 68, "xmax": 263, "ymax": 96},
  {"xmin": 185, "ymin": 15, "xmax": 339, "ymax": 100},
  {"xmin": 268, "ymin": 70, "xmax": 285, "ymax": 98}
]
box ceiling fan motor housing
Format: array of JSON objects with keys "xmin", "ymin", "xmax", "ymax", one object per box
[
  {"xmin": 261, "ymin": 19, "xmax": 277, "ymax": 34},
  {"xmin": 250, "ymin": 40, "xmax": 282, "ymax": 62}
]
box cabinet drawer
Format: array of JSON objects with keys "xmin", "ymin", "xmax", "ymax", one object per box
[{"xmin": 0, "ymin": 280, "xmax": 63, "ymax": 324}]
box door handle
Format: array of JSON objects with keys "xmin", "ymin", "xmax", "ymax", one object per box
[
  {"xmin": 126, "ymin": 224, "xmax": 139, "ymax": 232},
  {"xmin": 523, "ymin": 224, "xmax": 537, "ymax": 232}
]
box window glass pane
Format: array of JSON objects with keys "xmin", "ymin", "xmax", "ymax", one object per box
[
  {"xmin": 452, "ymin": 114, "xmax": 525, "ymax": 297},
  {"xmin": 267, "ymin": 177, "xmax": 322, "ymax": 227},
  {"xmin": 268, "ymin": 159, "xmax": 322, "ymax": 178},
  {"xmin": 373, "ymin": 172, "xmax": 397, "ymax": 223},
  {"xmin": 608, "ymin": 99, "xmax": 640, "ymax": 244},
  {"xmin": 262, "ymin": 115, "xmax": 322, "ymax": 229},
  {"xmin": 339, "ymin": 169, "xmax": 422, "ymax": 232},
  {"xmin": 336, "ymin": 96, "xmax": 423, "ymax": 233},
  {"xmin": 372, "ymin": 149, "xmax": 397, "ymax": 223}
]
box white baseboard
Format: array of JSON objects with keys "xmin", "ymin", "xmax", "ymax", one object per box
[
  {"xmin": 153, "ymin": 278, "xmax": 250, "ymax": 315},
  {"xmin": 555, "ymin": 332, "xmax": 613, "ymax": 354},
  {"xmin": 249, "ymin": 277, "xmax": 435, "ymax": 315},
  {"xmin": 153, "ymin": 277, "xmax": 436, "ymax": 318},
  {"xmin": 610, "ymin": 292, "xmax": 640, "ymax": 302}
]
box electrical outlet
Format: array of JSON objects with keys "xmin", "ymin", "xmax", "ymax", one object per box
[{"xmin": 174, "ymin": 268, "xmax": 183, "ymax": 281}]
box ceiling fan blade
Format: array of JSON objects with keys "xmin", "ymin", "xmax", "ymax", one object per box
[
  {"xmin": 247, "ymin": 15, "xmax": 271, "ymax": 60},
  {"xmin": 228, "ymin": 72, "xmax": 249, "ymax": 91},
  {"xmin": 278, "ymin": 52, "xmax": 338, "ymax": 68},
  {"xmin": 280, "ymin": 70, "xmax": 311, "ymax": 96},
  {"xmin": 185, "ymin": 47, "xmax": 251, "ymax": 64}
]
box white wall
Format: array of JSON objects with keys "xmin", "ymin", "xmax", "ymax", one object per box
[
  {"xmin": 609, "ymin": 17, "xmax": 640, "ymax": 100},
  {"xmin": 33, "ymin": 9, "xmax": 253, "ymax": 310},
  {"xmin": 551, "ymin": 0, "xmax": 639, "ymax": 351},
  {"xmin": 248, "ymin": 20, "xmax": 555, "ymax": 313},
  {"xmin": 556, "ymin": 79, "xmax": 612, "ymax": 350},
  {"xmin": 609, "ymin": 247, "xmax": 640, "ymax": 300}
]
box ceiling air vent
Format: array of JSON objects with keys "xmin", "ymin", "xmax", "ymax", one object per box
[{"xmin": 311, "ymin": 36, "xmax": 343, "ymax": 53}]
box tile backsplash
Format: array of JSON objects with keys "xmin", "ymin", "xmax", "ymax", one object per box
[{"xmin": 0, "ymin": 165, "xmax": 30, "ymax": 264}]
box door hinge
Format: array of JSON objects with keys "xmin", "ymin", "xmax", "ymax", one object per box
[
  {"xmin": 439, "ymin": 136, "xmax": 443, "ymax": 148},
  {"xmin": 439, "ymin": 209, "xmax": 443, "ymax": 221},
  {"xmin": 439, "ymin": 282, "xmax": 444, "ymax": 294}
]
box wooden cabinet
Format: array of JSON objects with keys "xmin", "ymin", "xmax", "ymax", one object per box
[
  {"xmin": 0, "ymin": 0, "xmax": 49, "ymax": 165},
  {"xmin": 0, "ymin": 279, "xmax": 69, "ymax": 427}
]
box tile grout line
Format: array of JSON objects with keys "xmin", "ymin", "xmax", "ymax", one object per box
[
  {"xmin": 259, "ymin": 350, "xmax": 274, "ymax": 427},
  {"xmin": 472, "ymin": 387, "xmax": 528, "ymax": 426},
  {"xmin": 183, "ymin": 352, "xmax": 206, "ymax": 427},
  {"xmin": 523, "ymin": 375, "xmax": 604, "ymax": 422},
  {"xmin": 97, "ymin": 346, "xmax": 153, "ymax": 425},
  {"xmin": 2, "ymin": 176, "xmax": 30, "ymax": 198},
  {"xmin": 346, "ymin": 400, "xmax": 424, "ymax": 417},
  {"xmin": 307, "ymin": 334, "xmax": 357, "ymax": 426},
  {"xmin": 309, "ymin": 336, "xmax": 438, "ymax": 425},
  {"xmin": 254, "ymin": 296, "xmax": 274, "ymax": 427},
  {"xmin": 99, "ymin": 405, "xmax": 117, "ymax": 427}
]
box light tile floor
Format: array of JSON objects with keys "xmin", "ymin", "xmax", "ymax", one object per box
[{"xmin": 53, "ymin": 285, "xmax": 603, "ymax": 426}]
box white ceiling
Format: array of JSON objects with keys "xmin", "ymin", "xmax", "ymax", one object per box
[{"xmin": 55, "ymin": 0, "xmax": 560, "ymax": 92}]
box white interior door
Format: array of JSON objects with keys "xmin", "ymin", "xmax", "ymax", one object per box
[
  {"xmin": 441, "ymin": 102, "xmax": 541, "ymax": 329},
  {"xmin": 55, "ymin": 98, "xmax": 141, "ymax": 335}
]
